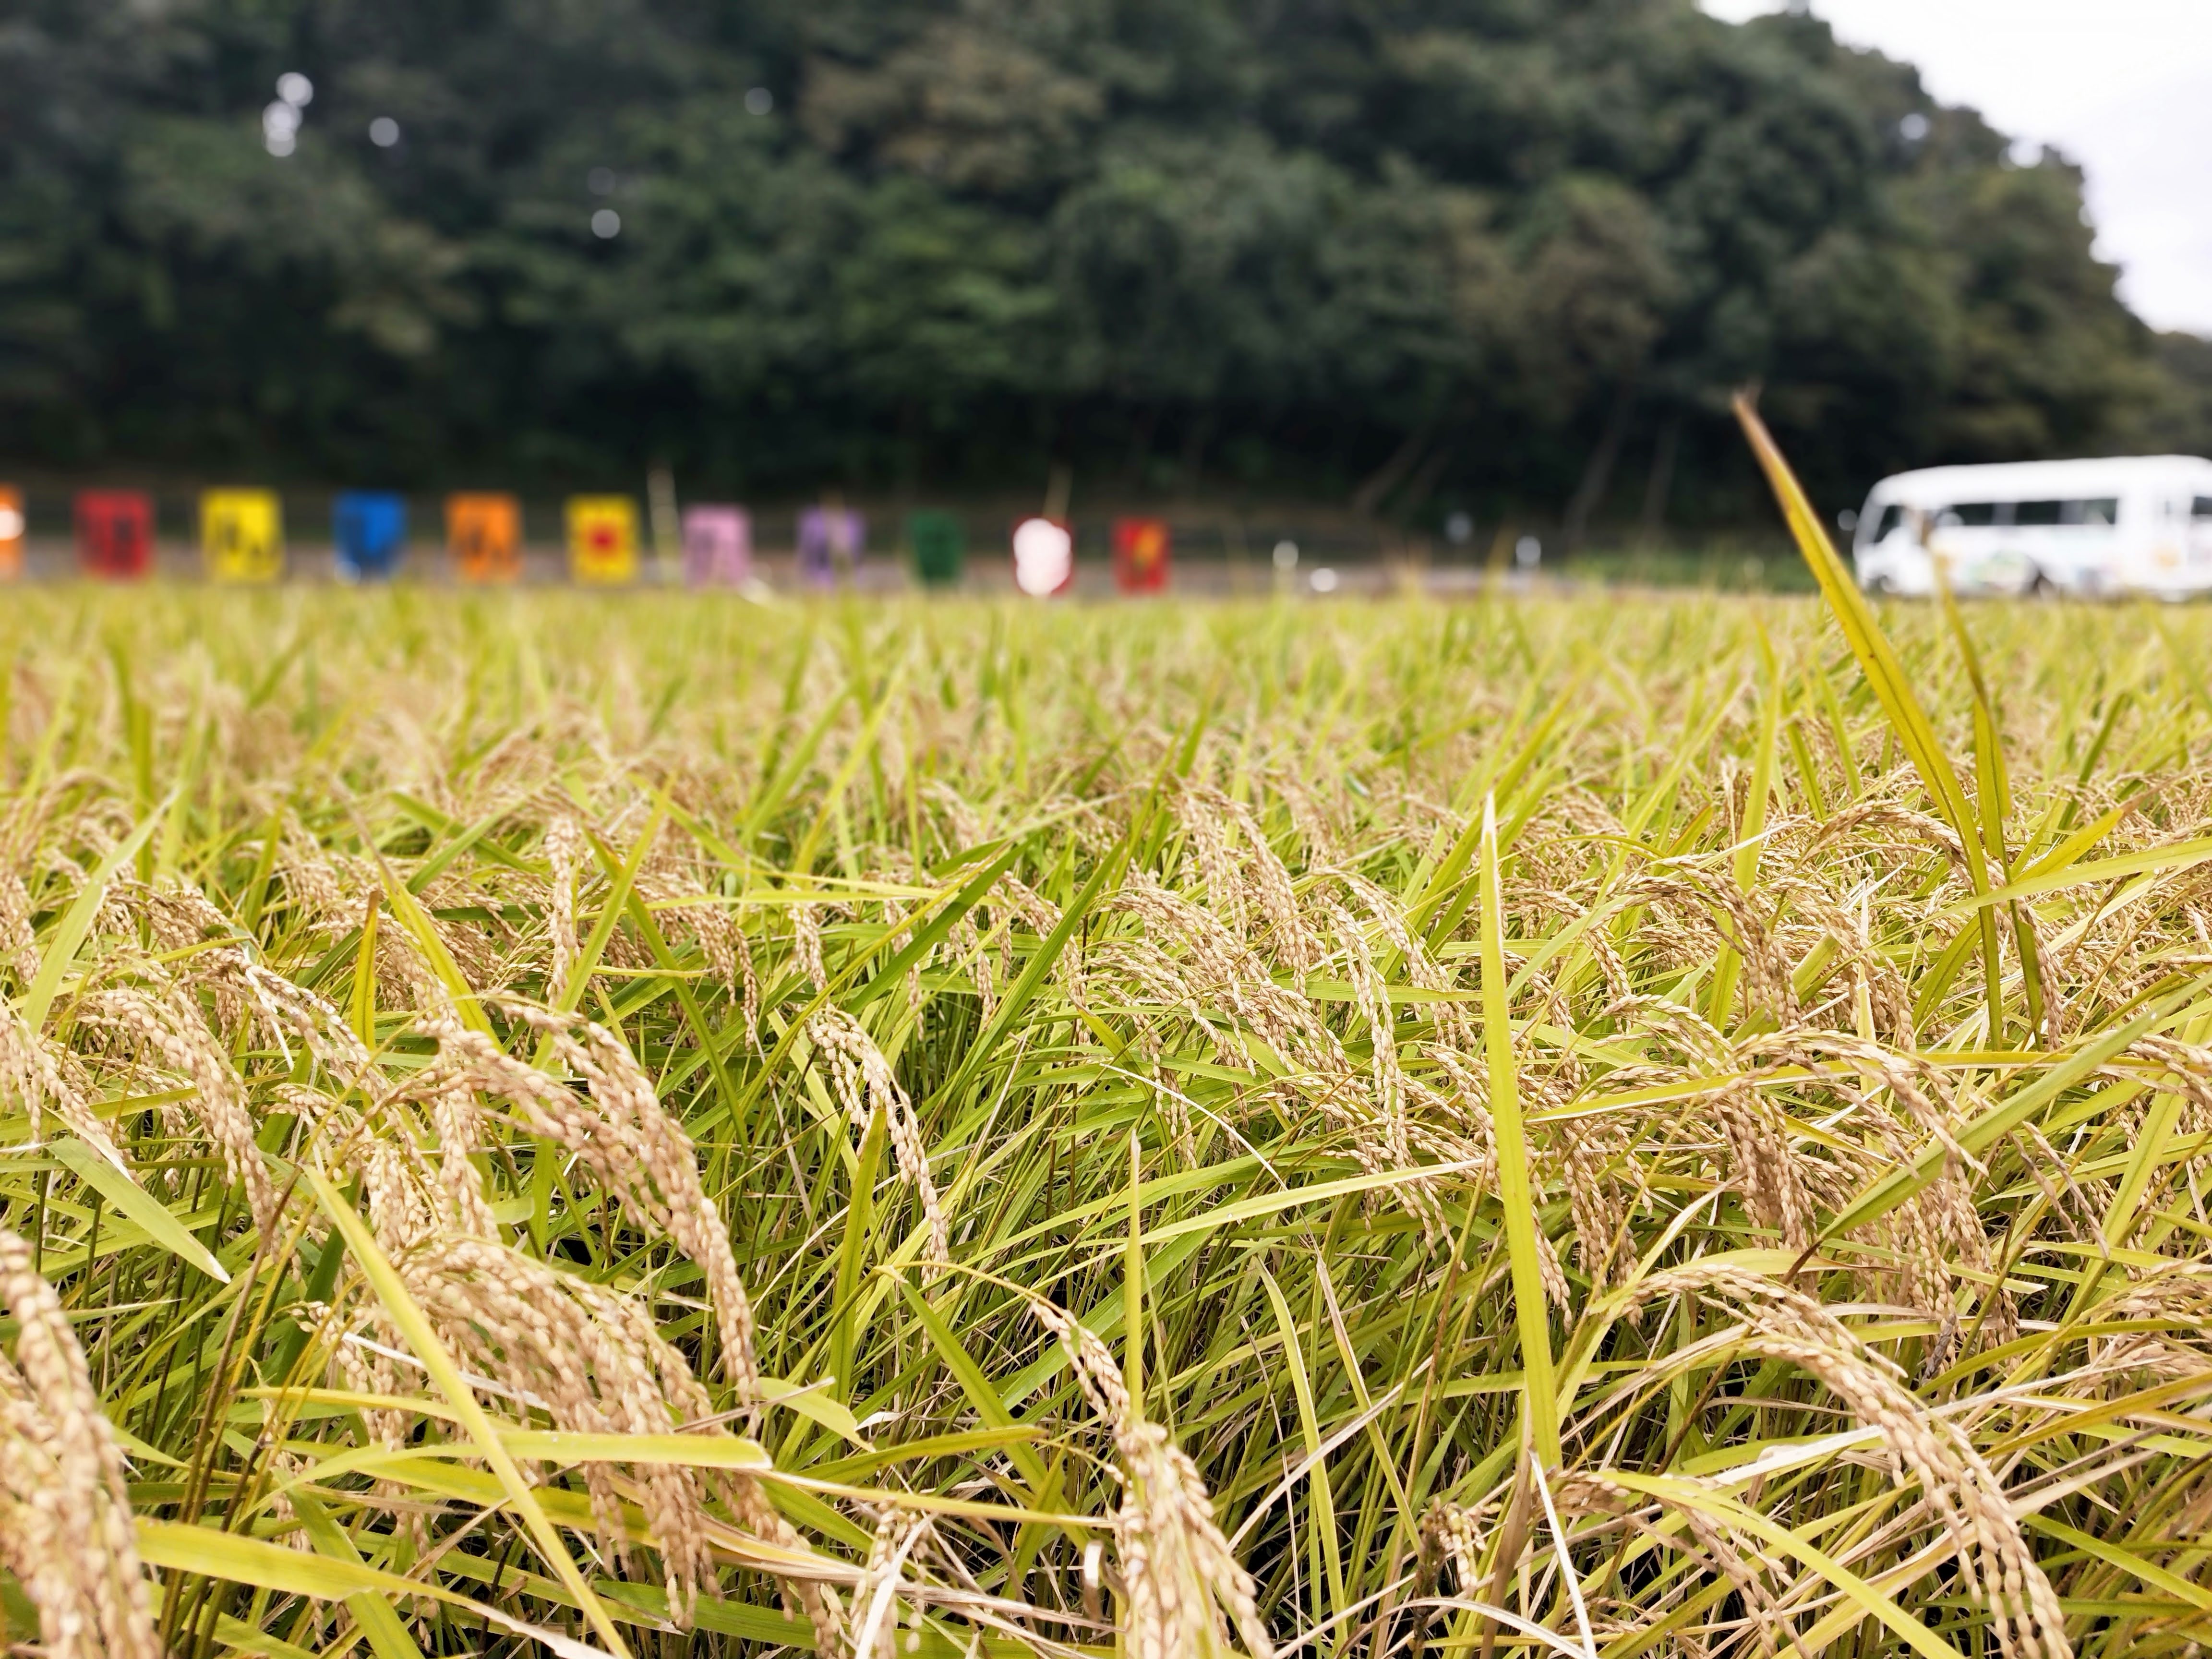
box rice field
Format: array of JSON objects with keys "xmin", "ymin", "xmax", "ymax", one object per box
[{"xmin": 11, "ymin": 438, "xmax": 2212, "ymax": 1659}]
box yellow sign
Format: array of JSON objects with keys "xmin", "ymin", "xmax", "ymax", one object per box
[
  {"xmin": 202, "ymin": 490, "xmax": 284, "ymax": 583},
  {"xmin": 566, "ymin": 496, "xmax": 639, "ymax": 585}
]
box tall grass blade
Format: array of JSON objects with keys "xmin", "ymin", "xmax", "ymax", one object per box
[
  {"xmin": 134, "ymin": 1523, "xmax": 611, "ymax": 1659},
  {"xmin": 18, "ymin": 795, "xmax": 170, "ymax": 1033},
  {"xmin": 1733, "ymin": 392, "xmax": 2004, "ymax": 1036},
  {"xmin": 1481, "ymin": 792, "xmax": 1559, "ymax": 1469},
  {"xmin": 48, "ymin": 1136, "xmax": 228, "ymax": 1283}
]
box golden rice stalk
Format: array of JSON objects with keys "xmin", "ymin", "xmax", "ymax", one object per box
[
  {"xmin": 201, "ymin": 945, "xmax": 374, "ymax": 1081},
  {"xmin": 1339, "ymin": 870, "xmax": 1468, "ymax": 1045},
  {"xmin": 391, "ymin": 1235, "xmax": 724, "ymax": 1622},
  {"xmin": 1550, "ymin": 1472, "xmax": 1788, "ymax": 1659},
  {"xmin": 1030, "ymin": 1300, "xmax": 1273, "ymax": 1659},
  {"xmin": 77, "ymin": 984, "xmax": 282, "ymax": 1238},
  {"xmin": 543, "ymin": 813, "xmax": 587, "ymax": 991},
  {"xmin": 419, "ymin": 1079, "xmax": 502, "ymax": 1237},
  {"xmin": 1173, "ymin": 786, "xmax": 1249, "ymax": 938},
  {"xmin": 2089, "ymin": 1263, "xmax": 2212, "ymax": 1384},
  {"xmin": 1623, "ymin": 1262, "xmax": 2070, "ymax": 1659},
  {"xmin": 792, "ymin": 902, "xmax": 827, "ymax": 992},
  {"xmin": 420, "ymin": 1008, "xmax": 762, "ymax": 1401},
  {"xmin": 1321, "ymin": 899, "xmax": 1409, "ymax": 1165},
  {"xmin": 1413, "ymin": 1495, "xmax": 1495, "ymax": 1600},
  {"xmin": 0, "ymin": 1228, "xmax": 160, "ymax": 1659},
  {"xmin": 276, "ymin": 819, "xmax": 356, "ymax": 937},
  {"xmin": 1223, "ymin": 792, "xmax": 1321, "ymax": 973},
  {"xmin": 993, "ymin": 873, "xmax": 1085, "ymax": 1006},
  {"xmin": 0, "ymin": 867, "xmax": 40, "ymax": 980},
  {"xmin": 805, "ymin": 1006, "xmax": 952, "ymax": 1268},
  {"xmin": 1709, "ymin": 1082, "xmax": 1817, "ymax": 1253},
  {"xmin": 1105, "ymin": 867, "xmax": 1451, "ymax": 1227},
  {"xmin": 0, "ymin": 1000, "xmax": 122, "ymax": 1164},
  {"xmin": 851, "ymin": 1510, "xmax": 932, "ymax": 1659}
]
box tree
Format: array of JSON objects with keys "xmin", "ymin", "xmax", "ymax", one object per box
[{"xmin": 0, "ymin": 0, "xmax": 2195, "ymax": 528}]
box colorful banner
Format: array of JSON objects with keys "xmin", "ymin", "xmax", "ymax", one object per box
[
  {"xmin": 202, "ymin": 489, "xmax": 284, "ymax": 584},
  {"xmin": 1012, "ymin": 516, "xmax": 1075, "ymax": 597},
  {"xmin": 0, "ymin": 486, "xmax": 21, "ymax": 581},
  {"xmin": 333, "ymin": 491, "xmax": 407, "ymax": 581},
  {"xmin": 567, "ymin": 495, "xmax": 639, "ymax": 585},
  {"xmin": 909, "ymin": 510, "xmax": 965, "ymax": 588},
  {"xmin": 797, "ymin": 506, "xmax": 865, "ymax": 589},
  {"xmin": 76, "ymin": 491, "xmax": 153, "ymax": 580},
  {"xmin": 1112, "ymin": 516, "xmax": 1171, "ymax": 593},
  {"xmin": 447, "ymin": 493, "xmax": 521, "ymax": 585},
  {"xmin": 682, "ymin": 505, "xmax": 751, "ymax": 588}
]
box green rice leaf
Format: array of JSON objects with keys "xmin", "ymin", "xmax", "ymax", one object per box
[
  {"xmin": 48, "ymin": 1134, "xmax": 229, "ymax": 1284},
  {"xmin": 1482, "ymin": 791, "xmax": 1560, "ymax": 1469}
]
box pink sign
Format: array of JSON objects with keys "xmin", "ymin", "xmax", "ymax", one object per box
[{"xmin": 683, "ymin": 505, "xmax": 751, "ymax": 587}]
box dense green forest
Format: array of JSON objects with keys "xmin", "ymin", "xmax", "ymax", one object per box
[{"xmin": 3, "ymin": 0, "xmax": 2209, "ymax": 530}]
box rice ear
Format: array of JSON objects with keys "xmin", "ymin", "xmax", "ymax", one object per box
[
  {"xmin": 0, "ymin": 1228, "xmax": 162, "ymax": 1659},
  {"xmin": 1025, "ymin": 1298, "xmax": 1271, "ymax": 1659},
  {"xmin": 421, "ymin": 1007, "xmax": 763, "ymax": 1403},
  {"xmin": 806, "ymin": 1006, "xmax": 951, "ymax": 1270},
  {"xmin": 1622, "ymin": 1262, "xmax": 2069, "ymax": 1659}
]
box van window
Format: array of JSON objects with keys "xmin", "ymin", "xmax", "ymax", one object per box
[
  {"xmin": 2009, "ymin": 499, "xmax": 2120, "ymax": 527},
  {"xmin": 2194, "ymin": 497, "xmax": 2212, "ymax": 521},
  {"xmin": 1869, "ymin": 504, "xmax": 1908, "ymax": 541},
  {"xmin": 1937, "ymin": 503, "xmax": 2001, "ymax": 527}
]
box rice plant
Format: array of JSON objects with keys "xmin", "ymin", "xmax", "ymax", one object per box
[{"xmin": 9, "ymin": 460, "xmax": 2212, "ymax": 1655}]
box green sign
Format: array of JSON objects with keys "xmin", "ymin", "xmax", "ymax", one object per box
[{"xmin": 910, "ymin": 510, "xmax": 965, "ymax": 587}]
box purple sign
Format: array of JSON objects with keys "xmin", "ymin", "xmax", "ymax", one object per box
[
  {"xmin": 683, "ymin": 505, "xmax": 751, "ymax": 588},
  {"xmin": 796, "ymin": 506, "xmax": 865, "ymax": 589}
]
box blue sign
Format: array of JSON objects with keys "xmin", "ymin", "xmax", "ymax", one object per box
[{"xmin": 334, "ymin": 491, "xmax": 408, "ymax": 580}]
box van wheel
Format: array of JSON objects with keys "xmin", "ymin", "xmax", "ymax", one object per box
[{"xmin": 1867, "ymin": 574, "xmax": 1898, "ymax": 596}]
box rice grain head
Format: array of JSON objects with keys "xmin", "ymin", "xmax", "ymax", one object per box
[
  {"xmin": 1031, "ymin": 1300, "xmax": 1273, "ymax": 1659},
  {"xmin": 0, "ymin": 1228, "xmax": 161, "ymax": 1659}
]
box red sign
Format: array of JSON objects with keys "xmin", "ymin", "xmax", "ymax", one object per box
[
  {"xmin": 1113, "ymin": 517, "xmax": 1171, "ymax": 593},
  {"xmin": 76, "ymin": 491, "xmax": 154, "ymax": 580}
]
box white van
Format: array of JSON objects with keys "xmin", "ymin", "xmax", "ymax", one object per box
[{"xmin": 1851, "ymin": 456, "xmax": 2212, "ymax": 598}]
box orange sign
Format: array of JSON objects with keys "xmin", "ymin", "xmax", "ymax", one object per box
[
  {"xmin": 0, "ymin": 486, "xmax": 21, "ymax": 580},
  {"xmin": 566, "ymin": 496, "xmax": 639, "ymax": 585},
  {"xmin": 447, "ymin": 493, "xmax": 521, "ymax": 584},
  {"xmin": 1113, "ymin": 517, "xmax": 1171, "ymax": 593}
]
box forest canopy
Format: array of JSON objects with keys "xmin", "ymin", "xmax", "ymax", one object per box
[{"xmin": 3, "ymin": 0, "xmax": 2208, "ymax": 529}]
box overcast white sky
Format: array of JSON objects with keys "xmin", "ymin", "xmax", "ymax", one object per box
[{"xmin": 1703, "ymin": 0, "xmax": 2212, "ymax": 336}]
